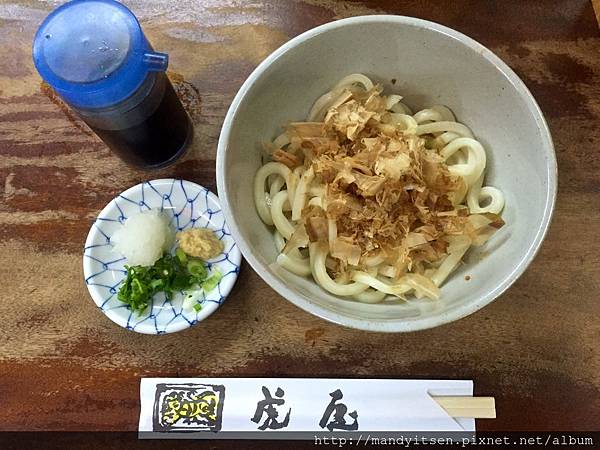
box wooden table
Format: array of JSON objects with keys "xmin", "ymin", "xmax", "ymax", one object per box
[{"xmin": 0, "ymin": 0, "xmax": 599, "ymax": 445}]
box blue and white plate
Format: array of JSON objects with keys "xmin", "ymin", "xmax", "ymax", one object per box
[{"xmin": 83, "ymin": 179, "xmax": 242, "ymax": 334}]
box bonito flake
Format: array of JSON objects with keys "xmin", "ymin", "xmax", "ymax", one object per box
[{"xmin": 271, "ymin": 85, "xmax": 503, "ymax": 279}]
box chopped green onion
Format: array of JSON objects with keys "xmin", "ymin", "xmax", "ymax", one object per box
[
  {"xmin": 187, "ymin": 260, "xmax": 207, "ymax": 279},
  {"xmin": 132, "ymin": 278, "xmax": 146, "ymax": 297},
  {"xmin": 193, "ymin": 303, "xmax": 202, "ymax": 312},
  {"xmin": 202, "ymin": 270, "xmax": 222, "ymax": 293},
  {"xmin": 149, "ymin": 279, "xmax": 163, "ymax": 290},
  {"xmin": 117, "ymin": 251, "xmax": 215, "ymax": 315},
  {"xmin": 176, "ymin": 247, "xmax": 187, "ymax": 264}
]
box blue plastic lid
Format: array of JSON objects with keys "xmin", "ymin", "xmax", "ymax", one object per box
[{"xmin": 33, "ymin": 0, "xmax": 168, "ymax": 109}]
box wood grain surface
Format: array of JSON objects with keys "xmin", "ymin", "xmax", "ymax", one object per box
[{"xmin": 0, "ymin": 0, "xmax": 599, "ymax": 444}]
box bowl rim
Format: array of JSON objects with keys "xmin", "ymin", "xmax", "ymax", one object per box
[{"xmin": 216, "ymin": 15, "xmax": 557, "ymax": 332}]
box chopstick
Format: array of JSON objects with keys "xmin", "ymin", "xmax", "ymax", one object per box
[{"xmin": 432, "ymin": 396, "xmax": 496, "ymax": 419}]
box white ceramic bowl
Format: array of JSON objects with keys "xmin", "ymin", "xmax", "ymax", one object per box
[{"xmin": 217, "ymin": 16, "xmax": 556, "ymax": 332}]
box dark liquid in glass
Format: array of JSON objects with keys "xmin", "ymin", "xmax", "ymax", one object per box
[{"xmin": 86, "ymin": 72, "xmax": 192, "ymax": 169}]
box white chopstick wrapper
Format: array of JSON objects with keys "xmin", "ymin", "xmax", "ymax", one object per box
[{"xmin": 139, "ymin": 378, "xmax": 474, "ymax": 438}]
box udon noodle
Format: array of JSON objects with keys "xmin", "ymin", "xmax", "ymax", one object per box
[{"xmin": 254, "ymin": 74, "xmax": 505, "ymax": 303}]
